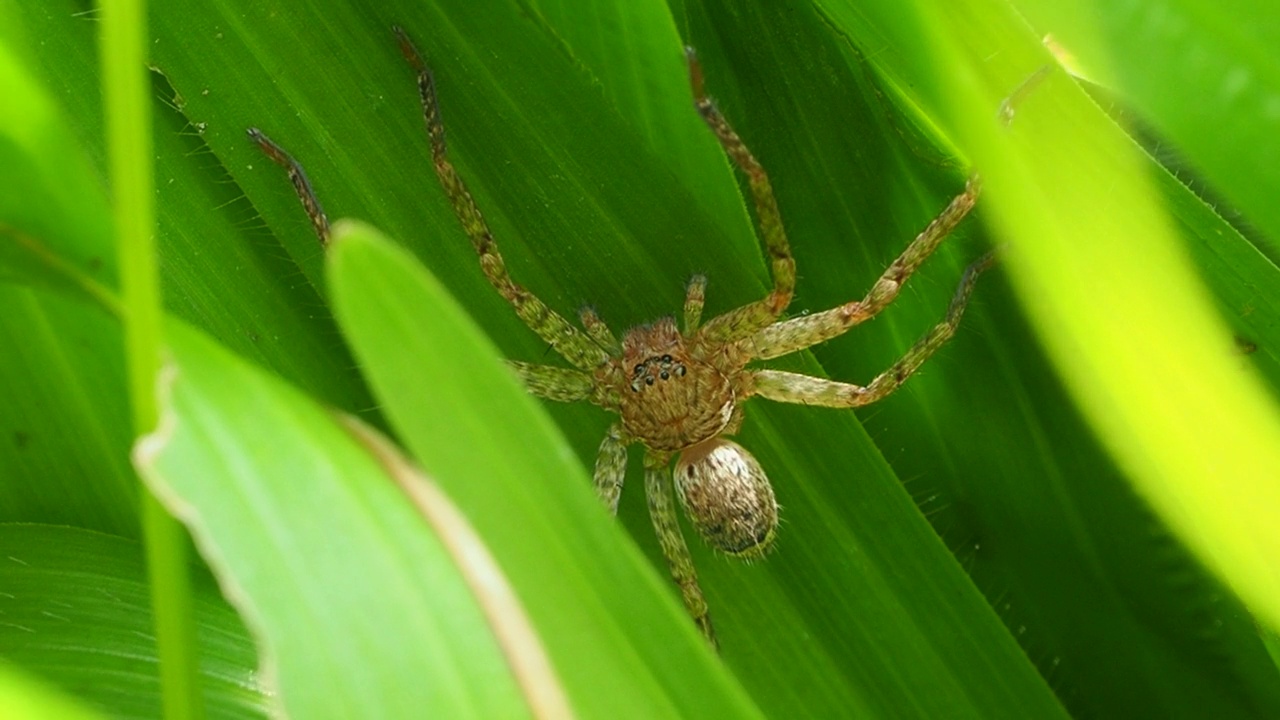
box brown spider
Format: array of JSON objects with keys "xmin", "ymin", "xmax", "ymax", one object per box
[{"xmin": 249, "ymin": 28, "xmax": 995, "ymax": 649}]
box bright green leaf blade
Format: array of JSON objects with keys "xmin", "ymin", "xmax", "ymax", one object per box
[
  {"xmin": 814, "ymin": 0, "xmax": 1280, "ymax": 713},
  {"xmin": 139, "ymin": 320, "xmax": 549, "ymax": 719},
  {"xmin": 0, "ymin": 664, "xmax": 106, "ymax": 720},
  {"xmin": 910, "ymin": 0, "xmax": 1280, "ymax": 634},
  {"xmin": 1013, "ymin": 0, "xmax": 1280, "ymax": 251},
  {"xmin": 0, "ymin": 524, "xmax": 264, "ymax": 719},
  {"xmin": 1, "ymin": 1, "xmax": 380, "ymax": 536},
  {"xmin": 0, "ymin": 14, "xmax": 140, "ymax": 534}
]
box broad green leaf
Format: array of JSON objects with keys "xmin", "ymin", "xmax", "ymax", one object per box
[
  {"xmin": 4, "ymin": 0, "xmax": 1280, "ymax": 716},
  {"xmin": 10, "ymin": 0, "xmax": 374, "ymax": 421},
  {"xmin": 0, "ymin": 287, "xmax": 136, "ymax": 535},
  {"xmin": 0, "ymin": 664, "xmax": 105, "ymax": 720},
  {"xmin": 0, "ymin": 524, "xmax": 264, "ymax": 719},
  {"xmin": 898, "ymin": 0, "xmax": 1280, "ymax": 637},
  {"xmin": 2, "ymin": 0, "xmax": 378, "ymax": 537},
  {"xmin": 814, "ymin": 0, "xmax": 1280, "ymax": 713},
  {"xmin": 138, "ymin": 320, "xmax": 552, "ymax": 719},
  {"xmin": 0, "ymin": 11, "xmax": 137, "ymax": 535},
  {"xmin": 1013, "ymin": 0, "xmax": 1280, "ymax": 253},
  {"xmin": 0, "ymin": 27, "xmax": 117, "ymax": 302},
  {"xmin": 528, "ymin": 0, "xmax": 753, "ymax": 245}
]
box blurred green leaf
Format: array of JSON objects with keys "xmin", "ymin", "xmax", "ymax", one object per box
[
  {"xmin": 0, "ymin": 8, "xmax": 136, "ymax": 535},
  {"xmin": 0, "ymin": 524, "xmax": 264, "ymax": 719},
  {"xmin": 821, "ymin": 0, "xmax": 1280, "ymax": 711},
  {"xmin": 1013, "ymin": 0, "xmax": 1280, "ymax": 253},
  {"xmin": 0, "ymin": 663, "xmax": 106, "ymax": 720},
  {"xmin": 139, "ymin": 320, "xmax": 557, "ymax": 719},
  {"xmin": 0, "ymin": 28, "xmax": 117, "ymax": 299}
]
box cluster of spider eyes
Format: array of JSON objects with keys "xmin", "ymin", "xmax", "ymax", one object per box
[{"xmin": 629, "ymin": 354, "xmax": 688, "ymax": 392}]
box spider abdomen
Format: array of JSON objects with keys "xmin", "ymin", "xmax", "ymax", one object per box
[{"xmin": 674, "ymin": 438, "xmax": 778, "ymax": 557}]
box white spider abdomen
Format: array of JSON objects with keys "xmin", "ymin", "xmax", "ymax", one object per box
[{"xmin": 674, "ymin": 438, "xmax": 778, "ymax": 557}]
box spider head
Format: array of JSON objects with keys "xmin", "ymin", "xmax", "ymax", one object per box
[
  {"xmin": 616, "ymin": 318, "xmax": 734, "ymax": 452},
  {"xmin": 674, "ymin": 438, "xmax": 778, "ymax": 557}
]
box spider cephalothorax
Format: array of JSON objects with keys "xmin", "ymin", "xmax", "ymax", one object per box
[
  {"xmin": 610, "ymin": 318, "xmax": 741, "ymax": 452},
  {"xmin": 250, "ymin": 27, "xmax": 995, "ymax": 649}
]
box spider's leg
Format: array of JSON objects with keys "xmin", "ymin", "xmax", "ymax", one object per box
[
  {"xmin": 749, "ymin": 176, "xmax": 981, "ymax": 360},
  {"xmin": 593, "ymin": 424, "xmax": 628, "ymax": 514},
  {"xmin": 644, "ymin": 449, "xmax": 717, "ymax": 649},
  {"xmin": 579, "ymin": 307, "xmax": 620, "ymax": 354},
  {"xmin": 395, "ymin": 27, "xmax": 608, "ymax": 372},
  {"xmin": 750, "ymin": 250, "xmax": 996, "ymax": 407},
  {"xmin": 683, "ymin": 274, "xmax": 707, "ymax": 335},
  {"xmin": 247, "ymin": 128, "xmax": 332, "ymax": 247},
  {"xmin": 687, "ymin": 49, "xmax": 795, "ymax": 343},
  {"xmin": 507, "ymin": 361, "xmax": 593, "ymax": 402}
]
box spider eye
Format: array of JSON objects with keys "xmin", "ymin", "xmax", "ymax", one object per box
[{"xmin": 673, "ymin": 439, "xmax": 778, "ymax": 557}]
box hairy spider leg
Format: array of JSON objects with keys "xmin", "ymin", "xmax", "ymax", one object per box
[
  {"xmin": 507, "ymin": 361, "xmax": 593, "ymax": 402},
  {"xmin": 644, "ymin": 450, "xmax": 716, "ymax": 648},
  {"xmin": 683, "ymin": 274, "xmax": 708, "ymax": 335},
  {"xmin": 593, "ymin": 424, "xmax": 629, "ymax": 513},
  {"xmin": 247, "ymin": 128, "xmax": 332, "ymax": 246},
  {"xmin": 395, "ymin": 27, "xmax": 609, "ymax": 372},
  {"xmin": 686, "ymin": 49, "xmax": 796, "ymax": 343},
  {"xmin": 749, "ymin": 175, "xmax": 982, "ymax": 360},
  {"xmin": 750, "ymin": 249, "xmax": 997, "ymax": 407},
  {"xmin": 579, "ymin": 307, "xmax": 621, "ymax": 353}
]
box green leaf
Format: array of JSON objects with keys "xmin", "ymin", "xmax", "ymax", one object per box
[
  {"xmin": 139, "ymin": 320, "xmax": 553, "ymax": 719},
  {"xmin": 1013, "ymin": 0, "xmax": 1280, "ymax": 253},
  {"xmin": 0, "ymin": 28, "xmax": 117, "ymax": 302},
  {"xmin": 895, "ymin": 0, "xmax": 1280, "ymax": 638},
  {"xmin": 0, "ymin": 524, "xmax": 264, "ymax": 719},
  {"xmin": 5, "ymin": 0, "xmax": 1280, "ymax": 716},
  {"xmin": 0, "ymin": 664, "xmax": 105, "ymax": 720},
  {"xmin": 0, "ymin": 9, "xmax": 137, "ymax": 536},
  {"xmin": 816, "ymin": 0, "xmax": 1280, "ymax": 712}
]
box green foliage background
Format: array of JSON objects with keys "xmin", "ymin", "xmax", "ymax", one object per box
[{"xmin": 3, "ymin": 0, "xmax": 1280, "ymax": 717}]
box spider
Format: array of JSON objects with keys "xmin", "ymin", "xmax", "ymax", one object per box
[{"xmin": 248, "ymin": 27, "xmax": 995, "ymax": 649}]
